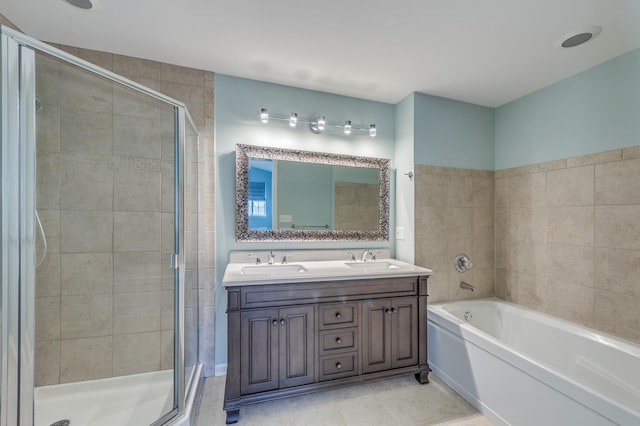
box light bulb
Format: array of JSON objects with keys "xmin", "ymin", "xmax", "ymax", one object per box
[
  {"xmin": 369, "ymin": 124, "xmax": 376, "ymax": 137},
  {"xmin": 344, "ymin": 120, "xmax": 352, "ymax": 135},
  {"xmin": 260, "ymin": 108, "xmax": 269, "ymax": 124},
  {"xmin": 289, "ymin": 112, "xmax": 298, "ymax": 127},
  {"xmin": 318, "ymin": 116, "xmax": 326, "ymax": 131}
]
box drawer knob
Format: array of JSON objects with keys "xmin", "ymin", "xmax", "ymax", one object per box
[
  {"xmin": 272, "ymin": 319, "xmax": 278, "ymax": 326},
  {"xmin": 336, "ymin": 362, "xmax": 342, "ymax": 369},
  {"xmin": 280, "ymin": 319, "xmax": 286, "ymax": 325},
  {"xmin": 335, "ymin": 312, "xmax": 342, "ymax": 319},
  {"xmin": 391, "ymin": 307, "xmax": 398, "ymax": 313},
  {"xmin": 385, "ymin": 308, "xmax": 392, "ymax": 314},
  {"xmin": 336, "ymin": 337, "xmax": 342, "ymax": 344}
]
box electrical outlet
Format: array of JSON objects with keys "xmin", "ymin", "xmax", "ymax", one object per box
[
  {"xmin": 279, "ymin": 214, "xmax": 292, "ymax": 223},
  {"xmin": 395, "ymin": 226, "xmax": 405, "ymax": 240}
]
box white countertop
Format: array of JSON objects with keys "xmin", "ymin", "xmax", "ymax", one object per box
[{"xmin": 222, "ymin": 258, "xmax": 433, "ymax": 286}]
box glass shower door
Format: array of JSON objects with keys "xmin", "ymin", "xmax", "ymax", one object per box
[{"xmin": 31, "ymin": 49, "xmax": 180, "ymax": 426}]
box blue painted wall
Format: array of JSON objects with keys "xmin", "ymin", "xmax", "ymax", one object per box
[
  {"xmin": 495, "ymin": 48, "xmax": 640, "ymax": 169},
  {"xmin": 214, "ymin": 75, "xmax": 396, "ymax": 366},
  {"xmin": 414, "ymin": 93, "xmax": 495, "ymax": 170}
]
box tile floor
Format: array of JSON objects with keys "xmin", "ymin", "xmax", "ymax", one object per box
[{"xmin": 196, "ymin": 373, "xmax": 493, "ymax": 426}]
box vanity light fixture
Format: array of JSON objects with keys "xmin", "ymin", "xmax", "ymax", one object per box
[{"xmin": 259, "ymin": 108, "xmax": 376, "ymax": 137}]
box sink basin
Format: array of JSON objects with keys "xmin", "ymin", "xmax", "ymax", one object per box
[
  {"xmin": 344, "ymin": 261, "xmax": 399, "ymax": 270},
  {"xmin": 241, "ymin": 264, "xmax": 307, "ymax": 275}
]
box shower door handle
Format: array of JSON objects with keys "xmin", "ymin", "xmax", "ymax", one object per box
[{"xmin": 169, "ymin": 253, "xmax": 179, "ymax": 269}]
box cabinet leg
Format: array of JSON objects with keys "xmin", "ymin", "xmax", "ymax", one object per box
[
  {"xmin": 415, "ymin": 369, "xmax": 429, "ymax": 384},
  {"xmin": 225, "ymin": 409, "xmax": 240, "ymax": 424}
]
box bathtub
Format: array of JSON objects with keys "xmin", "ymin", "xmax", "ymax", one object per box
[{"xmin": 427, "ymin": 299, "xmax": 640, "ymax": 426}]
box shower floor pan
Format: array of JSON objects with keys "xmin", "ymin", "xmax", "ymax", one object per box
[{"xmin": 35, "ymin": 370, "xmax": 173, "ymax": 426}]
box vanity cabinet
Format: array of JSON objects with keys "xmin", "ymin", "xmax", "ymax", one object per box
[
  {"xmin": 240, "ymin": 305, "xmax": 314, "ymax": 395},
  {"xmin": 224, "ymin": 275, "xmax": 429, "ymax": 424},
  {"xmin": 362, "ymin": 297, "xmax": 418, "ymax": 374}
]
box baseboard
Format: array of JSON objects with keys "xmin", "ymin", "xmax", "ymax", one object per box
[{"xmin": 214, "ymin": 363, "xmax": 227, "ymax": 376}]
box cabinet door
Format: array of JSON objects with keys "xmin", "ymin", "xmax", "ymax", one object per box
[
  {"xmin": 391, "ymin": 297, "xmax": 418, "ymax": 368},
  {"xmin": 362, "ymin": 299, "xmax": 392, "ymax": 374},
  {"xmin": 279, "ymin": 305, "xmax": 315, "ymax": 388},
  {"xmin": 240, "ymin": 309, "xmax": 279, "ymax": 395}
]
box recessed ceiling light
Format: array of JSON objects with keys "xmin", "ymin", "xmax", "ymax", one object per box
[
  {"xmin": 556, "ymin": 26, "xmax": 602, "ymax": 48},
  {"xmin": 62, "ymin": 0, "xmax": 94, "ymax": 10}
]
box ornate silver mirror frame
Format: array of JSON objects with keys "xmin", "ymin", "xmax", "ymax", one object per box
[{"xmin": 235, "ymin": 144, "xmax": 390, "ymax": 242}]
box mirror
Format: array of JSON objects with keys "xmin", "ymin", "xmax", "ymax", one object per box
[{"xmin": 236, "ymin": 144, "xmax": 390, "ymax": 242}]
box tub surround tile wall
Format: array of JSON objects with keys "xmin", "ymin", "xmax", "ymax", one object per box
[
  {"xmin": 496, "ymin": 146, "xmax": 640, "ymax": 344},
  {"xmin": 33, "ymin": 43, "xmax": 216, "ymax": 385},
  {"xmin": 414, "ymin": 165, "xmax": 495, "ymax": 302}
]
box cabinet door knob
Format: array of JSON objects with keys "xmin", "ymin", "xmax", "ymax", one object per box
[
  {"xmin": 336, "ymin": 362, "xmax": 342, "ymax": 369},
  {"xmin": 272, "ymin": 319, "xmax": 278, "ymax": 326},
  {"xmin": 385, "ymin": 308, "xmax": 391, "ymax": 314},
  {"xmin": 335, "ymin": 312, "xmax": 342, "ymax": 319},
  {"xmin": 391, "ymin": 307, "xmax": 398, "ymax": 313},
  {"xmin": 280, "ymin": 318, "xmax": 286, "ymax": 325},
  {"xmin": 336, "ymin": 337, "xmax": 342, "ymax": 344}
]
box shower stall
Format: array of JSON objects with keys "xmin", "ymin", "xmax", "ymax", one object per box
[{"xmin": 0, "ymin": 26, "xmax": 202, "ymax": 425}]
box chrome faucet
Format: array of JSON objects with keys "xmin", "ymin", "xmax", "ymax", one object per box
[
  {"xmin": 345, "ymin": 252, "xmax": 356, "ymax": 262},
  {"xmin": 460, "ymin": 281, "xmax": 475, "ymax": 292},
  {"xmin": 361, "ymin": 249, "xmax": 373, "ymax": 262},
  {"xmin": 248, "ymin": 254, "xmax": 261, "ymax": 265},
  {"xmin": 268, "ymin": 251, "xmax": 275, "ymax": 265}
]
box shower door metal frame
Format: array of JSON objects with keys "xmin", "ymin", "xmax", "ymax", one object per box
[{"xmin": 0, "ymin": 25, "xmax": 200, "ymax": 426}]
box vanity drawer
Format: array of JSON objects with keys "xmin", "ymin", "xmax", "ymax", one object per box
[
  {"xmin": 319, "ymin": 328, "xmax": 358, "ymax": 355},
  {"xmin": 318, "ymin": 302, "xmax": 358, "ymax": 329},
  {"xmin": 319, "ymin": 353, "xmax": 358, "ymax": 381}
]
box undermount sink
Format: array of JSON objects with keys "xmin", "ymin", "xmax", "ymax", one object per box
[
  {"xmin": 344, "ymin": 261, "xmax": 399, "ymax": 270},
  {"xmin": 240, "ymin": 264, "xmax": 307, "ymax": 275}
]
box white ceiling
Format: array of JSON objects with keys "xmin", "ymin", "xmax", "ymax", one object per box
[{"xmin": 3, "ymin": 0, "xmax": 640, "ymax": 107}]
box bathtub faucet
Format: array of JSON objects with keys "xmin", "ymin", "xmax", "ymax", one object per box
[{"xmin": 460, "ymin": 281, "xmax": 475, "ymax": 292}]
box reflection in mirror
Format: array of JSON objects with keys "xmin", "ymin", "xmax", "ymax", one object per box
[{"xmin": 236, "ymin": 144, "xmax": 390, "ymax": 242}]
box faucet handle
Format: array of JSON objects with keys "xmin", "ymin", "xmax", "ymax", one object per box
[
  {"xmin": 372, "ymin": 251, "xmax": 383, "ymax": 261},
  {"xmin": 345, "ymin": 252, "xmax": 356, "ymax": 262},
  {"xmin": 281, "ymin": 254, "xmax": 288, "ymax": 264},
  {"xmin": 248, "ymin": 254, "xmax": 261, "ymax": 265}
]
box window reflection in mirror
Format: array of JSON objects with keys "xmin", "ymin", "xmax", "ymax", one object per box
[{"xmin": 248, "ymin": 158, "xmax": 380, "ymax": 232}]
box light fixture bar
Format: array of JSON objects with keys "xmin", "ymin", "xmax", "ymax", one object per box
[{"xmin": 259, "ymin": 108, "xmax": 376, "ymax": 137}]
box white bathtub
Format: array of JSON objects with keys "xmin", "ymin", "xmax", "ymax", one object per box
[{"xmin": 427, "ymin": 299, "xmax": 640, "ymax": 426}]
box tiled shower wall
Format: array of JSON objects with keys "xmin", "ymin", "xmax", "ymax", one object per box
[
  {"xmin": 495, "ymin": 147, "xmax": 640, "ymax": 344},
  {"xmin": 34, "ymin": 44, "xmax": 216, "ymax": 385},
  {"xmin": 414, "ymin": 165, "xmax": 495, "ymax": 302}
]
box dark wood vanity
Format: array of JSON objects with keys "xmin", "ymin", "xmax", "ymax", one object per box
[{"xmin": 223, "ymin": 275, "xmax": 429, "ymax": 424}]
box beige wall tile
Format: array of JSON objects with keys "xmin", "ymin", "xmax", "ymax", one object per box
[
  {"xmin": 60, "ymin": 66, "xmax": 113, "ymax": 113},
  {"xmin": 472, "ymin": 175, "xmax": 495, "ymax": 209},
  {"xmin": 58, "ymin": 45, "xmax": 113, "ymax": 70},
  {"xmin": 161, "ymin": 165, "xmax": 175, "ymax": 213},
  {"xmin": 113, "ymin": 252, "xmax": 163, "ymax": 293},
  {"xmin": 512, "ymin": 272, "xmax": 546, "ymax": 311},
  {"xmin": 112, "ymin": 84, "xmax": 163, "ymax": 120},
  {"xmin": 112, "ymin": 54, "xmax": 162, "ymax": 81},
  {"xmin": 595, "ymin": 205, "xmax": 640, "ymax": 250},
  {"xmin": 594, "ymin": 290, "xmax": 640, "ymax": 342},
  {"xmin": 61, "ymin": 253, "xmax": 113, "ymax": 296},
  {"xmin": 60, "ymin": 210, "xmax": 113, "ymax": 253},
  {"xmin": 161, "ymin": 290, "xmax": 175, "ymax": 330},
  {"xmin": 60, "ymin": 109, "xmax": 113, "ymax": 155},
  {"xmin": 471, "ymin": 238, "xmax": 494, "ymax": 268},
  {"xmin": 36, "ymin": 156, "xmax": 60, "ymax": 210},
  {"xmin": 113, "ymin": 331, "xmax": 161, "ymax": 376},
  {"xmin": 546, "ymin": 244, "xmax": 594, "ymax": 289},
  {"xmin": 415, "ymin": 173, "xmax": 448, "ymax": 208},
  {"xmin": 36, "ymin": 253, "xmax": 60, "ymax": 298},
  {"xmin": 160, "ymin": 63, "xmax": 204, "ymax": 87},
  {"xmin": 161, "ymin": 81, "xmax": 205, "ymax": 127},
  {"xmin": 495, "ymin": 268, "xmax": 511, "ymax": 301},
  {"xmin": 60, "ymin": 162, "xmax": 113, "ymax": 210},
  {"xmin": 113, "ymin": 115, "xmax": 162, "ymax": 159},
  {"xmin": 494, "ymin": 239, "xmax": 511, "ymax": 270},
  {"xmin": 60, "ymin": 336, "xmax": 113, "ymax": 383},
  {"xmin": 594, "ymin": 247, "xmax": 640, "ymax": 296},
  {"xmin": 510, "ymin": 207, "xmax": 546, "ymax": 243},
  {"xmin": 415, "ymin": 207, "xmax": 448, "ymax": 246},
  {"xmin": 113, "ymin": 212, "xmax": 161, "ymax": 252},
  {"xmin": 61, "ymin": 294, "xmax": 113, "ymax": 339},
  {"xmin": 114, "ymin": 291, "xmax": 161, "ymax": 334},
  {"xmin": 448, "ymin": 175, "xmax": 473, "ymax": 208},
  {"xmin": 547, "ymin": 165, "xmax": 594, "ymax": 206},
  {"xmin": 114, "ymin": 166, "xmax": 162, "ymax": 212},
  {"xmin": 472, "ymin": 207, "xmax": 494, "ymax": 239},
  {"xmin": 546, "ymin": 282, "xmax": 595, "ymax": 328},
  {"xmin": 35, "ymin": 341, "xmax": 60, "ymax": 386},
  {"xmin": 623, "ymin": 146, "xmax": 640, "ymax": 160},
  {"xmin": 36, "ymin": 102, "xmax": 61, "ymax": 153},
  {"xmin": 494, "ymin": 208, "xmax": 510, "ymax": 239},
  {"xmin": 447, "ymin": 208, "xmax": 472, "ymax": 239},
  {"xmin": 547, "ymin": 206, "xmax": 594, "ymax": 246},
  {"xmin": 510, "ymin": 240, "xmax": 546, "ymax": 277},
  {"xmin": 595, "ymin": 158, "xmax": 640, "ymax": 205},
  {"xmin": 161, "ymin": 329, "xmax": 175, "ymax": 370},
  {"xmin": 510, "ymin": 172, "xmax": 546, "ymax": 207},
  {"xmin": 36, "ymin": 297, "xmax": 60, "ymax": 341}
]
